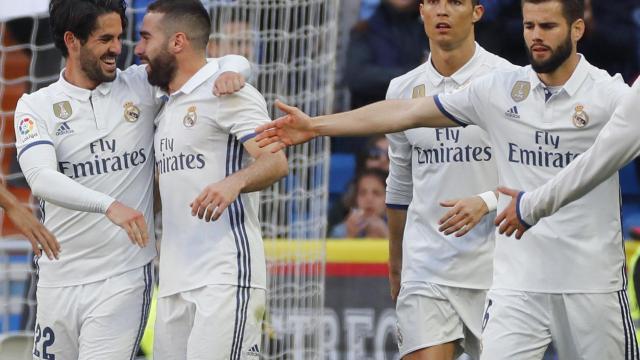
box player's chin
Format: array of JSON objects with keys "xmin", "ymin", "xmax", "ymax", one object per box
[{"xmin": 102, "ymin": 70, "xmax": 117, "ymax": 82}]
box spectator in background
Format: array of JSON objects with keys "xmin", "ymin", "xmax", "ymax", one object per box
[
  {"xmin": 579, "ymin": 0, "xmax": 639, "ymax": 84},
  {"xmin": 356, "ymin": 135, "xmax": 390, "ymax": 174},
  {"xmin": 345, "ymin": 0, "xmax": 428, "ymax": 110},
  {"xmin": 328, "ymin": 136, "xmax": 390, "ymax": 232},
  {"xmin": 207, "ymin": 20, "xmax": 255, "ymax": 60},
  {"xmin": 330, "ymin": 169, "xmax": 389, "ymax": 239},
  {"xmin": 335, "ymin": 0, "xmax": 427, "ymax": 153}
]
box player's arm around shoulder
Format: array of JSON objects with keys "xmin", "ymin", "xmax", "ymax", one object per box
[
  {"xmin": 190, "ymin": 139, "xmax": 288, "ymax": 222},
  {"xmin": 190, "ymin": 85, "xmax": 288, "ymax": 222}
]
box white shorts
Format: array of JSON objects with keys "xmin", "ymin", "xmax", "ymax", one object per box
[
  {"xmin": 33, "ymin": 262, "xmax": 153, "ymax": 360},
  {"xmin": 154, "ymin": 285, "xmax": 266, "ymax": 360},
  {"xmin": 481, "ymin": 289, "xmax": 639, "ymax": 360},
  {"xmin": 395, "ymin": 282, "xmax": 486, "ymax": 359}
]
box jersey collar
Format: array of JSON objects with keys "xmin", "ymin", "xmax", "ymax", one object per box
[
  {"xmin": 425, "ymin": 42, "xmax": 484, "ymax": 88},
  {"xmin": 165, "ymin": 60, "xmax": 221, "ymax": 98},
  {"xmin": 528, "ymin": 54, "xmax": 589, "ymax": 98},
  {"xmin": 56, "ymin": 68, "xmax": 115, "ymax": 100}
]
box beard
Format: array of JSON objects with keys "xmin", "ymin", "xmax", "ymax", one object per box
[
  {"xmin": 526, "ymin": 31, "xmax": 573, "ymax": 74},
  {"xmin": 79, "ymin": 46, "xmax": 118, "ymax": 84},
  {"xmin": 143, "ymin": 48, "xmax": 177, "ymax": 91}
]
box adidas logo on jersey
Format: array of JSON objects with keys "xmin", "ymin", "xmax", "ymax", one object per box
[
  {"xmin": 246, "ymin": 344, "xmax": 260, "ymax": 357},
  {"xmin": 55, "ymin": 122, "xmax": 74, "ymax": 136},
  {"xmin": 504, "ymin": 106, "xmax": 520, "ymax": 119}
]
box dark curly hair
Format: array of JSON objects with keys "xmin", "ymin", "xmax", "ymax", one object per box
[{"xmin": 49, "ymin": 0, "xmax": 127, "ymax": 57}]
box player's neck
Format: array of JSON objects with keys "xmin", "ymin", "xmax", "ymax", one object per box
[
  {"xmin": 168, "ymin": 55, "xmax": 207, "ymax": 94},
  {"xmin": 429, "ymin": 38, "xmax": 476, "ymax": 78},
  {"xmin": 536, "ymin": 52, "xmax": 581, "ymax": 87},
  {"xmin": 63, "ymin": 60, "xmax": 100, "ymax": 90}
]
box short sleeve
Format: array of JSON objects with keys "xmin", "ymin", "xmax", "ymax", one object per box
[
  {"xmin": 215, "ymin": 84, "xmax": 270, "ymax": 142},
  {"xmin": 14, "ymin": 96, "xmax": 54, "ymax": 160},
  {"xmin": 434, "ymin": 73, "xmax": 493, "ymax": 129}
]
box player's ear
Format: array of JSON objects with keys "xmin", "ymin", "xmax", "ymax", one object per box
[
  {"xmin": 471, "ymin": 3, "xmax": 485, "ymax": 24},
  {"xmin": 63, "ymin": 31, "xmax": 80, "ymax": 54},
  {"xmin": 171, "ymin": 32, "xmax": 188, "ymax": 53},
  {"xmin": 571, "ymin": 18, "xmax": 585, "ymax": 43}
]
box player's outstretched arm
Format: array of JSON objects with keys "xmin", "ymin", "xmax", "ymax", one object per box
[
  {"xmin": 438, "ymin": 191, "xmax": 497, "ymax": 237},
  {"xmin": 255, "ymin": 97, "xmax": 457, "ymax": 152},
  {"xmin": 512, "ymin": 82, "xmax": 640, "ymax": 227},
  {"xmin": 494, "ymin": 187, "xmax": 528, "ymax": 239},
  {"xmin": 0, "ymin": 184, "xmax": 59, "ymax": 260},
  {"xmin": 106, "ymin": 201, "xmax": 149, "ymax": 248},
  {"xmin": 190, "ymin": 139, "xmax": 288, "ymax": 222}
]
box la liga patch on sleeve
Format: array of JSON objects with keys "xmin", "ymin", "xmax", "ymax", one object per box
[{"xmin": 17, "ymin": 117, "xmax": 41, "ymax": 143}]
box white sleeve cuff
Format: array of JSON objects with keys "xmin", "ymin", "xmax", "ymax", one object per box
[{"xmin": 477, "ymin": 191, "xmax": 498, "ymax": 212}]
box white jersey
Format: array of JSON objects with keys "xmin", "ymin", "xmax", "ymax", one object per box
[
  {"xmin": 385, "ymin": 44, "xmax": 515, "ymax": 289},
  {"xmin": 15, "ymin": 65, "xmax": 159, "ymax": 287},
  {"xmin": 519, "ymin": 78, "xmax": 640, "ymax": 227},
  {"xmin": 154, "ymin": 61, "xmax": 267, "ymax": 297},
  {"xmin": 436, "ymin": 56, "xmax": 630, "ymax": 293}
]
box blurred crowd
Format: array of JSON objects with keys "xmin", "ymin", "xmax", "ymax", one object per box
[{"xmin": 327, "ymin": 0, "xmax": 640, "ymax": 238}]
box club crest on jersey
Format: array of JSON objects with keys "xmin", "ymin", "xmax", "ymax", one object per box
[
  {"xmin": 123, "ymin": 102, "xmax": 140, "ymax": 122},
  {"xmin": 53, "ymin": 101, "xmax": 72, "ymax": 120},
  {"xmin": 511, "ymin": 81, "xmax": 531, "ymax": 102},
  {"xmin": 572, "ymin": 104, "xmax": 589, "ymax": 128},
  {"xmin": 412, "ymin": 84, "xmax": 426, "ymax": 98},
  {"xmin": 183, "ymin": 106, "xmax": 197, "ymax": 127}
]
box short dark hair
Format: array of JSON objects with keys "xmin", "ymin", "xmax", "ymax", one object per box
[
  {"xmin": 147, "ymin": 0, "xmax": 211, "ymax": 51},
  {"xmin": 423, "ymin": 0, "xmax": 481, "ymax": 5},
  {"xmin": 522, "ymin": 0, "xmax": 584, "ymax": 24},
  {"xmin": 49, "ymin": 0, "xmax": 127, "ymax": 57}
]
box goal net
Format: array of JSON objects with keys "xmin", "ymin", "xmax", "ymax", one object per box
[{"xmin": 0, "ymin": 0, "xmax": 336, "ymax": 358}]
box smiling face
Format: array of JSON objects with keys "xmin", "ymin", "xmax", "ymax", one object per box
[
  {"xmin": 76, "ymin": 12, "xmax": 122, "ymax": 85},
  {"xmin": 420, "ymin": 0, "xmax": 482, "ymax": 50},
  {"xmin": 356, "ymin": 175, "xmax": 387, "ymax": 218},
  {"xmin": 134, "ymin": 11, "xmax": 177, "ymax": 91},
  {"xmin": 523, "ymin": 1, "xmax": 578, "ymax": 73}
]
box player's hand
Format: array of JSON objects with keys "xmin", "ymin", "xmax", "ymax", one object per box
[
  {"xmin": 106, "ymin": 201, "xmax": 148, "ymax": 247},
  {"xmin": 190, "ymin": 178, "xmax": 242, "ymax": 222},
  {"xmin": 255, "ymin": 100, "xmax": 318, "ymax": 152},
  {"xmin": 438, "ymin": 196, "xmax": 489, "ymax": 237},
  {"xmin": 364, "ymin": 216, "xmax": 389, "ymax": 238},
  {"xmin": 388, "ymin": 265, "xmax": 401, "ymax": 303},
  {"xmin": 494, "ymin": 187, "xmax": 528, "ymax": 239},
  {"xmin": 5, "ymin": 203, "xmax": 59, "ymax": 260},
  {"xmin": 213, "ymin": 71, "xmax": 245, "ymax": 96},
  {"xmin": 345, "ymin": 209, "xmax": 366, "ymax": 238}
]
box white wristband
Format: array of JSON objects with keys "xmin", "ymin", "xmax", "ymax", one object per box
[{"xmin": 478, "ymin": 191, "xmax": 498, "ymax": 212}]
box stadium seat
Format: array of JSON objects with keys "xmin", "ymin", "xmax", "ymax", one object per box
[
  {"xmin": 329, "ymin": 153, "xmax": 356, "ymax": 196},
  {"xmin": 0, "ymin": 331, "xmax": 33, "ymax": 359}
]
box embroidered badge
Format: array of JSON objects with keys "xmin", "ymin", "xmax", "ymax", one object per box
[
  {"xmin": 183, "ymin": 106, "xmax": 197, "ymax": 128},
  {"xmin": 53, "ymin": 101, "xmax": 72, "ymax": 120},
  {"xmin": 511, "ymin": 81, "xmax": 531, "ymax": 102},
  {"xmin": 572, "ymin": 104, "xmax": 589, "ymax": 128},
  {"xmin": 124, "ymin": 102, "xmax": 141, "ymax": 122},
  {"xmin": 412, "ymin": 84, "xmax": 426, "ymax": 99}
]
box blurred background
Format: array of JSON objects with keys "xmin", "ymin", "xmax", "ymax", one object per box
[{"xmin": 0, "ymin": 0, "xmax": 639, "ymax": 359}]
